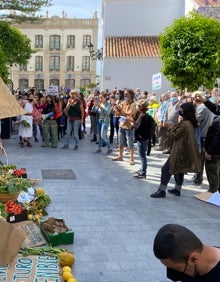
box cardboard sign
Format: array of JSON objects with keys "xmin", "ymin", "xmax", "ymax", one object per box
[
  {"xmin": 0, "ymin": 255, "xmax": 61, "ymax": 282},
  {"xmin": 14, "ymin": 221, "xmax": 47, "ymax": 248},
  {"xmin": 194, "ymin": 191, "xmax": 220, "ymax": 207},
  {"xmin": 0, "ymin": 219, "xmax": 26, "ymax": 266},
  {"xmin": 0, "ymin": 77, "xmax": 26, "ymax": 119},
  {"xmin": 47, "ymin": 85, "xmax": 58, "ymax": 96}
]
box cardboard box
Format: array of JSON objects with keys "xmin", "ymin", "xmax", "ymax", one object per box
[
  {"xmin": 7, "ymin": 209, "xmax": 27, "ymax": 223},
  {"xmin": 0, "ymin": 219, "xmax": 26, "ymax": 265},
  {"xmin": 40, "ymin": 218, "xmax": 74, "ymax": 246}
]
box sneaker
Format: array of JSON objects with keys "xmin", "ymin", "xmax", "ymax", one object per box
[
  {"xmin": 133, "ymin": 170, "xmax": 141, "ymax": 174},
  {"xmin": 133, "ymin": 173, "xmax": 146, "ymax": 179},
  {"xmin": 95, "ymin": 149, "xmax": 102, "ymax": 153},
  {"xmin": 106, "ymin": 148, "xmax": 112, "ymax": 155},
  {"xmin": 168, "ymin": 188, "xmax": 181, "ymax": 196},
  {"xmin": 129, "ymin": 160, "xmax": 135, "ymax": 165},
  {"xmin": 73, "ymin": 145, "xmax": 79, "ymax": 150},
  {"xmin": 62, "ymin": 145, "xmax": 69, "ymax": 149},
  {"xmin": 112, "ymin": 156, "xmax": 123, "ymax": 161},
  {"xmin": 150, "ymin": 190, "xmax": 166, "ymax": 198},
  {"xmin": 41, "ymin": 144, "xmax": 49, "ymax": 147}
]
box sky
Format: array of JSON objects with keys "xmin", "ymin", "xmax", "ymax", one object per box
[
  {"xmin": 42, "ymin": 0, "xmax": 101, "ymax": 20},
  {"xmin": 41, "ymin": 0, "xmax": 102, "ymax": 74}
]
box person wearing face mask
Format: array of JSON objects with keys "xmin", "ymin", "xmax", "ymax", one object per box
[
  {"xmin": 35, "ymin": 95, "xmax": 58, "ymax": 148},
  {"xmin": 133, "ymin": 99, "xmax": 155, "ymax": 178},
  {"xmin": 18, "ymin": 93, "xmax": 34, "ymax": 147},
  {"xmin": 151, "ymin": 102, "xmax": 201, "ymax": 198},
  {"xmin": 153, "ymin": 224, "xmax": 220, "ymax": 282},
  {"xmin": 112, "ymin": 89, "xmax": 137, "ymax": 165},
  {"xmin": 159, "ymin": 92, "xmax": 180, "ymax": 154}
]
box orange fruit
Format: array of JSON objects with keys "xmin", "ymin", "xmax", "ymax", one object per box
[
  {"xmin": 62, "ymin": 271, "xmax": 73, "ymax": 281},
  {"xmin": 67, "ymin": 278, "xmax": 78, "ymax": 282},
  {"xmin": 62, "ymin": 266, "xmax": 72, "ymax": 273}
]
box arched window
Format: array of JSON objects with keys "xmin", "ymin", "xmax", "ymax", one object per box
[
  {"xmin": 34, "ymin": 79, "xmax": 44, "ymax": 90},
  {"xmin": 83, "ymin": 35, "xmax": 91, "ymax": 48},
  {"xmin": 50, "ymin": 56, "xmax": 60, "ymax": 71},
  {"xmin": 80, "ymin": 79, "xmax": 90, "ymax": 88},
  {"xmin": 50, "ymin": 35, "xmax": 60, "ymax": 50},
  {"xmin": 66, "ymin": 56, "xmax": 74, "ymax": 71},
  {"xmin": 67, "ymin": 35, "xmax": 75, "ymax": 48},
  {"xmin": 82, "ymin": 56, "xmax": 90, "ymax": 71},
  {"xmin": 35, "ymin": 35, "xmax": 43, "ymax": 48},
  {"xmin": 50, "ymin": 79, "xmax": 59, "ymax": 88},
  {"xmin": 65, "ymin": 79, "xmax": 75, "ymax": 89},
  {"xmin": 19, "ymin": 79, "xmax": 28, "ymax": 90},
  {"xmin": 35, "ymin": 56, "xmax": 43, "ymax": 71}
]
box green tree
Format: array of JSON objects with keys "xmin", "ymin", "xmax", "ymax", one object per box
[
  {"xmin": 0, "ymin": 0, "xmax": 52, "ymax": 21},
  {"xmin": 0, "ymin": 22, "xmax": 33, "ymax": 82},
  {"xmin": 159, "ymin": 12, "xmax": 220, "ymax": 91}
]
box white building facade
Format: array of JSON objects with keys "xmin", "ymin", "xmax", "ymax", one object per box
[
  {"xmin": 12, "ymin": 13, "xmax": 98, "ymax": 92},
  {"xmin": 100, "ymin": 0, "xmax": 211, "ymax": 93}
]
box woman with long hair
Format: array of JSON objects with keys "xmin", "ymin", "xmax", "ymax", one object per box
[
  {"xmin": 151, "ymin": 102, "xmax": 201, "ymax": 198},
  {"xmin": 35, "ymin": 95, "xmax": 58, "ymax": 148}
]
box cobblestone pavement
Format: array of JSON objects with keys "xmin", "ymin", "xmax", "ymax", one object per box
[{"xmin": 3, "ymin": 126, "xmax": 220, "ymax": 282}]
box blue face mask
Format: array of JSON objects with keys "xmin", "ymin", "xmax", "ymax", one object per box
[
  {"xmin": 172, "ymin": 97, "xmax": 178, "ymax": 103},
  {"xmin": 115, "ymin": 94, "xmax": 119, "ymax": 100},
  {"xmin": 124, "ymin": 96, "xmax": 129, "ymax": 102},
  {"xmin": 136, "ymin": 105, "xmax": 139, "ymax": 110}
]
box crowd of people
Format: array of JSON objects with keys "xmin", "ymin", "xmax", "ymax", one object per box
[{"xmin": 2, "ymin": 85, "xmax": 220, "ymax": 198}]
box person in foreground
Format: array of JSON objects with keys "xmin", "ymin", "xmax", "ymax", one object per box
[
  {"xmin": 153, "ymin": 224, "xmax": 220, "ymax": 282},
  {"xmin": 150, "ymin": 102, "xmax": 201, "ymax": 198}
]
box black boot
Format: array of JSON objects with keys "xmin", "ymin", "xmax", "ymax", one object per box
[
  {"xmin": 91, "ymin": 135, "xmax": 97, "ymax": 142},
  {"xmin": 150, "ymin": 190, "xmax": 166, "ymax": 198}
]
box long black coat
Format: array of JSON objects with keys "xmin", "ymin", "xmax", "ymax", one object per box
[{"xmin": 167, "ymin": 120, "xmax": 201, "ymax": 174}]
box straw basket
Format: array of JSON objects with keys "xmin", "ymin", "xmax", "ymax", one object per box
[{"xmin": 0, "ymin": 192, "xmax": 19, "ymax": 203}]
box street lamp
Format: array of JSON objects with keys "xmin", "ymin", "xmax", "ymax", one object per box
[{"xmin": 87, "ymin": 42, "xmax": 103, "ymax": 61}]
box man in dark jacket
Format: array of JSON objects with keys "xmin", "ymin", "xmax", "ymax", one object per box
[
  {"xmin": 153, "ymin": 224, "xmax": 220, "ymax": 282},
  {"xmin": 204, "ymin": 115, "xmax": 220, "ymax": 193},
  {"xmin": 133, "ymin": 99, "xmax": 155, "ymax": 178}
]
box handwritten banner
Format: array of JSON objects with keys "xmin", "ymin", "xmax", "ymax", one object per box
[{"xmin": 0, "ymin": 255, "xmax": 61, "ymax": 282}]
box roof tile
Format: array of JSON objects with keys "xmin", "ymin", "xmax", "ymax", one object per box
[{"xmin": 105, "ymin": 36, "xmax": 160, "ymax": 58}]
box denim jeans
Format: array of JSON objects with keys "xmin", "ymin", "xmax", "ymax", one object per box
[
  {"xmin": 119, "ymin": 127, "xmax": 135, "ymax": 148},
  {"xmin": 137, "ymin": 140, "xmax": 148, "ymax": 175},
  {"xmin": 97, "ymin": 120, "xmax": 110, "ymax": 150},
  {"xmin": 160, "ymin": 157, "xmax": 184, "ymax": 190},
  {"xmin": 65, "ymin": 119, "xmax": 80, "ymax": 146}
]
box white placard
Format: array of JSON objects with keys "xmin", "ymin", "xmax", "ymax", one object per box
[
  {"xmin": 152, "ymin": 72, "xmax": 162, "ymax": 90},
  {"xmin": 47, "ymin": 85, "xmax": 58, "ymax": 96}
]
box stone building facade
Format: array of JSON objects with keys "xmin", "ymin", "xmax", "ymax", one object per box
[{"xmin": 12, "ymin": 12, "xmax": 98, "ymax": 92}]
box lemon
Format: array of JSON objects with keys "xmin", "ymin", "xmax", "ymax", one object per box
[
  {"xmin": 62, "ymin": 271, "xmax": 73, "ymax": 281},
  {"xmin": 35, "ymin": 187, "xmax": 45, "ymax": 195},
  {"xmin": 27, "ymin": 214, "xmax": 33, "ymax": 220},
  {"xmin": 62, "ymin": 266, "xmax": 72, "ymax": 273},
  {"xmin": 67, "ymin": 278, "xmax": 78, "ymax": 282}
]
